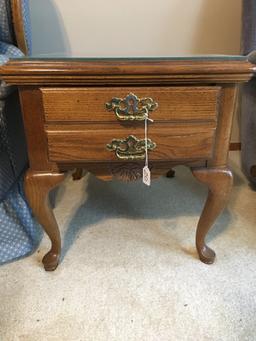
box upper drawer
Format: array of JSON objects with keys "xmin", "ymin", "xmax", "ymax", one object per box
[{"xmin": 41, "ymin": 87, "xmax": 220, "ymax": 123}]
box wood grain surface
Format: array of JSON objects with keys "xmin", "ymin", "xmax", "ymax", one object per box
[
  {"xmin": 11, "ymin": 0, "xmax": 29, "ymax": 55},
  {"xmin": 46, "ymin": 122, "xmax": 216, "ymax": 162},
  {"xmin": 42, "ymin": 86, "xmax": 220, "ymax": 123},
  {"xmin": 0, "ymin": 59, "xmax": 253, "ymax": 85}
]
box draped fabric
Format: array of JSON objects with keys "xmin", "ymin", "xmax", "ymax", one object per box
[
  {"xmin": 0, "ymin": 0, "xmax": 14, "ymax": 44},
  {"xmin": 241, "ymin": 0, "xmax": 256, "ymax": 186},
  {"xmin": 0, "ymin": 178, "xmax": 42, "ymax": 265},
  {"xmin": 0, "ymin": 0, "xmax": 42, "ymax": 266},
  {"xmin": 0, "ymin": 41, "xmax": 24, "ymax": 98}
]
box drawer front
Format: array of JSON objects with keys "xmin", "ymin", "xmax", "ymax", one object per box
[
  {"xmin": 46, "ymin": 123, "xmax": 216, "ymax": 162},
  {"xmin": 42, "ymin": 87, "xmax": 220, "ymax": 123}
]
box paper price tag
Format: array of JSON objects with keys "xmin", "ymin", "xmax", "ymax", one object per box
[{"xmin": 143, "ymin": 166, "xmax": 151, "ymax": 186}]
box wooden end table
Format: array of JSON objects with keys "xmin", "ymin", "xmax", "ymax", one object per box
[{"xmin": 0, "ymin": 57, "xmax": 253, "ymax": 271}]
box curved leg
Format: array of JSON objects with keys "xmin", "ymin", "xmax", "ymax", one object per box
[
  {"xmin": 166, "ymin": 168, "xmax": 176, "ymax": 178},
  {"xmin": 24, "ymin": 170, "xmax": 65, "ymax": 271},
  {"xmin": 191, "ymin": 167, "xmax": 233, "ymax": 264},
  {"xmin": 72, "ymin": 168, "xmax": 87, "ymax": 181}
]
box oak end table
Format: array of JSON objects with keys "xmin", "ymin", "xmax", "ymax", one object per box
[{"xmin": 0, "ymin": 56, "xmax": 254, "ymax": 271}]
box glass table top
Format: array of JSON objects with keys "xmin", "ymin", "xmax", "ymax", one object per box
[{"xmin": 13, "ymin": 55, "xmax": 247, "ymax": 62}]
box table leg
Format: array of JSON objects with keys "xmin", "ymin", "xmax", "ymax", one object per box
[
  {"xmin": 24, "ymin": 170, "xmax": 65, "ymax": 271},
  {"xmin": 191, "ymin": 167, "xmax": 233, "ymax": 264},
  {"xmin": 166, "ymin": 168, "xmax": 176, "ymax": 178},
  {"xmin": 72, "ymin": 168, "xmax": 87, "ymax": 181}
]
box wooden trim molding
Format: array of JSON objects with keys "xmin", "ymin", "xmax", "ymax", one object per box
[
  {"xmin": 0, "ymin": 59, "xmax": 254, "ymax": 86},
  {"xmin": 11, "ymin": 0, "xmax": 28, "ymax": 55},
  {"xmin": 251, "ymin": 165, "xmax": 256, "ymax": 177},
  {"xmin": 229, "ymin": 143, "xmax": 241, "ymax": 151}
]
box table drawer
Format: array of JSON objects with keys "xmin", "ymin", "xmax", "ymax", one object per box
[
  {"xmin": 46, "ymin": 123, "xmax": 216, "ymax": 162},
  {"xmin": 41, "ymin": 87, "xmax": 220, "ymax": 123}
]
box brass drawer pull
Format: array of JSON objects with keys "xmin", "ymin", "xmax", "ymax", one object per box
[
  {"xmin": 106, "ymin": 93, "xmax": 158, "ymax": 121},
  {"xmin": 106, "ymin": 135, "xmax": 156, "ymax": 160}
]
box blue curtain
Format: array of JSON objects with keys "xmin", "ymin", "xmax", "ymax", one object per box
[{"xmin": 0, "ymin": 176, "xmax": 42, "ymax": 265}]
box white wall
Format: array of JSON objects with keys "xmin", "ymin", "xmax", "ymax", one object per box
[
  {"xmin": 30, "ymin": 0, "xmax": 242, "ymax": 142},
  {"xmin": 30, "ymin": 0, "xmax": 242, "ymax": 57}
]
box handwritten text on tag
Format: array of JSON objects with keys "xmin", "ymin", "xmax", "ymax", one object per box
[{"xmin": 143, "ymin": 166, "xmax": 151, "ymax": 186}]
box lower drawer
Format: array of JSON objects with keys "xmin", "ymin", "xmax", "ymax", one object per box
[{"xmin": 46, "ymin": 123, "xmax": 216, "ymax": 162}]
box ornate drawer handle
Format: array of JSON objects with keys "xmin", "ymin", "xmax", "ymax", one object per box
[
  {"xmin": 106, "ymin": 135, "xmax": 156, "ymax": 160},
  {"xmin": 106, "ymin": 93, "xmax": 158, "ymax": 121}
]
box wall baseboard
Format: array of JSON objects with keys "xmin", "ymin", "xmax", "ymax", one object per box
[
  {"xmin": 251, "ymin": 165, "xmax": 256, "ymax": 177},
  {"xmin": 229, "ymin": 143, "xmax": 241, "ymax": 151}
]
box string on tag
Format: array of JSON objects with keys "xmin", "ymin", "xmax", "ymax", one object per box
[{"xmin": 143, "ymin": 111, "xmax": 153, "ymax": 186}]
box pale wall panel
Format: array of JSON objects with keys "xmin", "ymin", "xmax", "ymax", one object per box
[{"xmin": 30, "ymin": 0, "xmax": 242, "ymax": 57}]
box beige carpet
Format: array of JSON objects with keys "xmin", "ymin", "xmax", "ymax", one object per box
[{"xmin": 0, "ymin": 152, "xmax": 256, "ymax": 341}]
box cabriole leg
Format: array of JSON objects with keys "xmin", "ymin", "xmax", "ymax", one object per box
[
  {"xmin": 191, "ymin": 167, "xmax": 233, "ymax": 264},
  {"xmin": 166, "ymin": 168, "xmax": 176, "ymax": 178},
  {"xmin": 24, "ymin": 170, "xmax": 65, "ymax": 271},
  {"xmin": 72, "ymin": 168, "xmax": 87, "ymax": 181}
]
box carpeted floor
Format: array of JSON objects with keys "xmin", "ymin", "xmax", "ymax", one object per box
[{"xmin": 0, "ymin": 152, "xmax": 256, "ymax": 341}]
